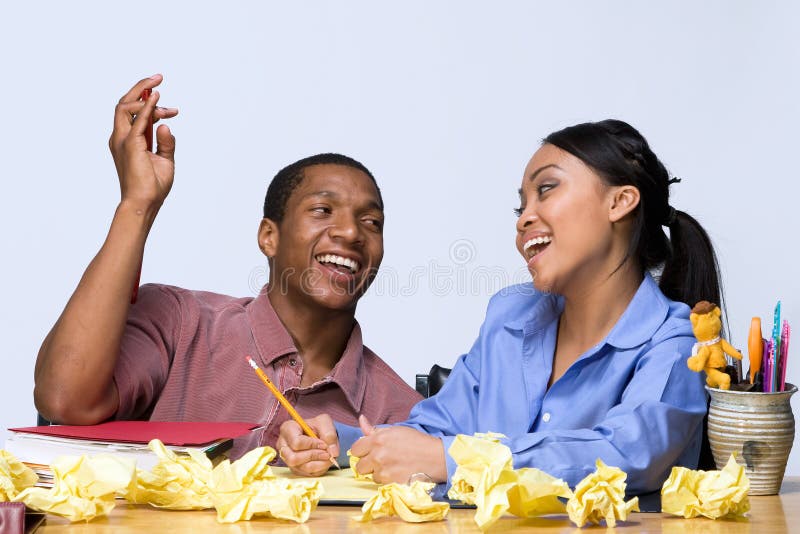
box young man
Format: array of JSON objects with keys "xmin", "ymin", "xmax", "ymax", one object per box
[{"xmin": 33, "ymin": 75, "xmax": 421, "ymax": 457}]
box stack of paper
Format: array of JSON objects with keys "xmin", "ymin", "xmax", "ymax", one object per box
[{"xmin": 5, "ymin": 421, "xmax": 258, "ymax": 484}]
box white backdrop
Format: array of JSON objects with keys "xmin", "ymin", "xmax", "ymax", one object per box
[{"xmin": 2, "ymin": 1, "xmax": 798, "ymax": 474}]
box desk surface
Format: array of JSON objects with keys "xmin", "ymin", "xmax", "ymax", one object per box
[{"xmin": 37, "ymin": 478, "xmax": 800, "ymax": 533}]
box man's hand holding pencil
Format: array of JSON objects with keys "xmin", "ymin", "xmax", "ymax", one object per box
[
  {"xmin": 247, "ymin": 357, "xmax": 341, "ymax": 475},
  {"xmin": 276, "ymin": 414, "xmax": 341, "ymax": 477}
]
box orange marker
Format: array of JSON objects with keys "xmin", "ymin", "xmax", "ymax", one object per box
[
  {"xmin": 246, "ymin": 356, "xmax": 340, "ymax": 469},
  {"xmin": 748, "ymin": 317, "xmax": 763, "ymax": 384}
]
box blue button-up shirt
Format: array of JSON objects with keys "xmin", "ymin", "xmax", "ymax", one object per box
[{"xmin": 339, "ymin": 274, "xmax": 707, "ymax": 495}]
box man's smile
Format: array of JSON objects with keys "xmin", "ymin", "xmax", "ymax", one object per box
[{"xmin": 315, "ymin": 253, "xmax": 361, "ymax": 274}]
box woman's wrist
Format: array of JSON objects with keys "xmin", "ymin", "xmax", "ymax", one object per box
[{"xmin": 426, "ymin": 436, "xmax": 449, "ymax": 483}]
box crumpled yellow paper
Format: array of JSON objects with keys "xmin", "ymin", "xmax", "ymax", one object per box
[
  {"xmin": 447, "ymin": 434, "xmax": 572, "ymax": 530},
  {"xmin": 347, "ymin": 449, "xmax": 373, "ymax": 481},
  {"xmin": 125, "ymin": 441, "xmax": 322, "ymax": 523},
  {"xmin": 0, "ymin": 450, "xmax": 38, "ymax": 501},
  {"xmin": 661, "ymin": 454, "xmax": 750, "ymax": 519},
  {"xmin": 212, "ymin": 476, "xmax": 322, "ymax": 524},
  {"xmin": 209, "ymin": 445, "xmax": 277, "ymax": 490},
  {"xmin": 15, "ymin": 455, "xmax": 135, "ymax": 522},
  {"xmin": 566, "ymin": 459, "xmax": 639, "ymax": 527},
  {"xmin": 125, "ymin": 439, "xmax": 214, "ymax": 510},
  {"xmin": 354, "ymin": 481, "xmax": 449, "ymax": 523},
  {"xmin": 507, "ymin": 467, "xmax": 573, "ymax": 518},
  {"xmin": 447, "ymin": 433, "xmax": 512, "ymax": 505},
  {"xmin": 208, "ymin": 446, "xmax": 323, "ymax": 523}
]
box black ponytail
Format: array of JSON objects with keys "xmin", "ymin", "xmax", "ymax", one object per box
[
  {"xmin": 660, "ymin": 210, "xmax": 723, "ymax": 308},
  {"xmin": 543, "ymin": 119, "xmax": 723, "ymax": 310}
]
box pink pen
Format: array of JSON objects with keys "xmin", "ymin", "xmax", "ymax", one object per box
[
  {"xmin": 764, "ymin": 340, "xmax": 774, "ymax": 392},
  {"xmin": 779, "ymin": 322, "xmax": 790, "ymax": 391}
]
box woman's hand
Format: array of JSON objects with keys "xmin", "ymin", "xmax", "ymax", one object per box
[
  {"xmin": 108, "ymin": 74, "xmax": 178, "ymax": 209},
  {"xmin": 350, "ymin": 415, "xmax": 448, "ymax": 484},
  {"xmin": 276, "ymin": 414, "xmax": 340, "ymax": 477}
]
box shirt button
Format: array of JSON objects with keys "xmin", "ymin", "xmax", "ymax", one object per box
[
  {"xmin": 542, "ymin": 412, "xmax": 551, "ymax": 423},
  {"xmin": 289, "ymin": 358, "xmax": 297, "ymax": 367}
]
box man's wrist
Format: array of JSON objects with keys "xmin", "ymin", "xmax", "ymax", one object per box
[{"xmin": 117, "ymin": 198, "xmax": 162, "ymax": 221}]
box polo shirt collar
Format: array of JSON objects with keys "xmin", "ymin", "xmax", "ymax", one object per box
[
  {"xmin": 246, "ymin": 286, "xmax": 367, "ymax": 413},
  {"xmin": 247, "ymin": 286, "xmax": 297, "ymax": 364},
  {"xmin": 328, "ymin": 324, "xmax": 367, "ymax": 412}
]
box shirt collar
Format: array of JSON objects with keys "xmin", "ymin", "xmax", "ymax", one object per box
[
  {"xmin": 506, "ymin": 273, "xmax": 669, "ymax": 350},
  {"xmin": 604, "ymin": 273, "xmax": 669, "ymax": 349},
  {"xmin": 246, "ymin": 286, "xmax": 296, "ymax": 364},
  {"xmin": 504, "ymin": 285, "xmax": 561, "ymax": 334},
  {"xmin": 246, "ymin": 286, "xmax": 367, "ymax": 412},
  {"xmin": 327, "ymin": 324, "xmax": 367, "ymax": 412}
]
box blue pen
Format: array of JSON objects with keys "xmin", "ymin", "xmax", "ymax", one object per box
[
  {"xmin": 769, "ymin": 339, "xmax": 777, "ymax": 392},
  {"xmin": 772, "ymin": 302, "xmax": 781, "ymax": 392}
]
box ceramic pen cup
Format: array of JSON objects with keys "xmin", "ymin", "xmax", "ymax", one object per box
[{"xmin": 706, "ymin": 383, "xmax": 796, "ymax": 495}]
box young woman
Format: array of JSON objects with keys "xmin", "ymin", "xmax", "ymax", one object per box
[{"xmin": 276, "ymin": 119, "xmax": 721, "ymax": 495}]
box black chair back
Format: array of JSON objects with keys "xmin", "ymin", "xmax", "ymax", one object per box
[
  {"xmin": 37, "ymin": 413, "xmax": 53, "ymax": 426},
  {"xmin": 415, "ymin": 364, "xmax": 451, "ymax": 398}
]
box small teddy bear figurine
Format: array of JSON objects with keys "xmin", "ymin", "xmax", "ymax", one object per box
[{"xmin": 686, "ymin": 301, "xmax": 743, "ymax": 390}]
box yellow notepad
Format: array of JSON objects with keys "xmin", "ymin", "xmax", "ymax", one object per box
[{"xmin": 272, "ymin": 467, "xmax": 381, "ymax": 504}]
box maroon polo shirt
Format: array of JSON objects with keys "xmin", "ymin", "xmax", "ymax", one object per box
[{"xmin": 113, "ymin": 284, "xmax": 422, "ymax": 457}]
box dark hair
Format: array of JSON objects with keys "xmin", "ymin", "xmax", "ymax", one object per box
[
  {"xmin": 543, "ymin": 119, "xmax": 723, "ymax": 309},
  {"xmin": 263, "ymin": 153, "xmax": 383, "ymax": 223}
]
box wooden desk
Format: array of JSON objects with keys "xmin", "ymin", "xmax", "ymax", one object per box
[{"xmin": 37, "ymin": 478, "xmax": 800, "ymax": 533}]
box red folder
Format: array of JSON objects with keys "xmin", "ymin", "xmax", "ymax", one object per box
[{"xmin": 8, "ymin": 421, "xmax": 258, "ymax": 446}]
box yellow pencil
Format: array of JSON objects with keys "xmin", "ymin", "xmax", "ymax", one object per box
[{"xmin": 246, "ymin": 356, "xmax": 340, "ymax": 469}]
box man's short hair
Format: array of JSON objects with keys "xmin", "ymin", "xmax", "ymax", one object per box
[{"xmin": 263, "ymin": 153, "xmax": 383, "ymax": 223}]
